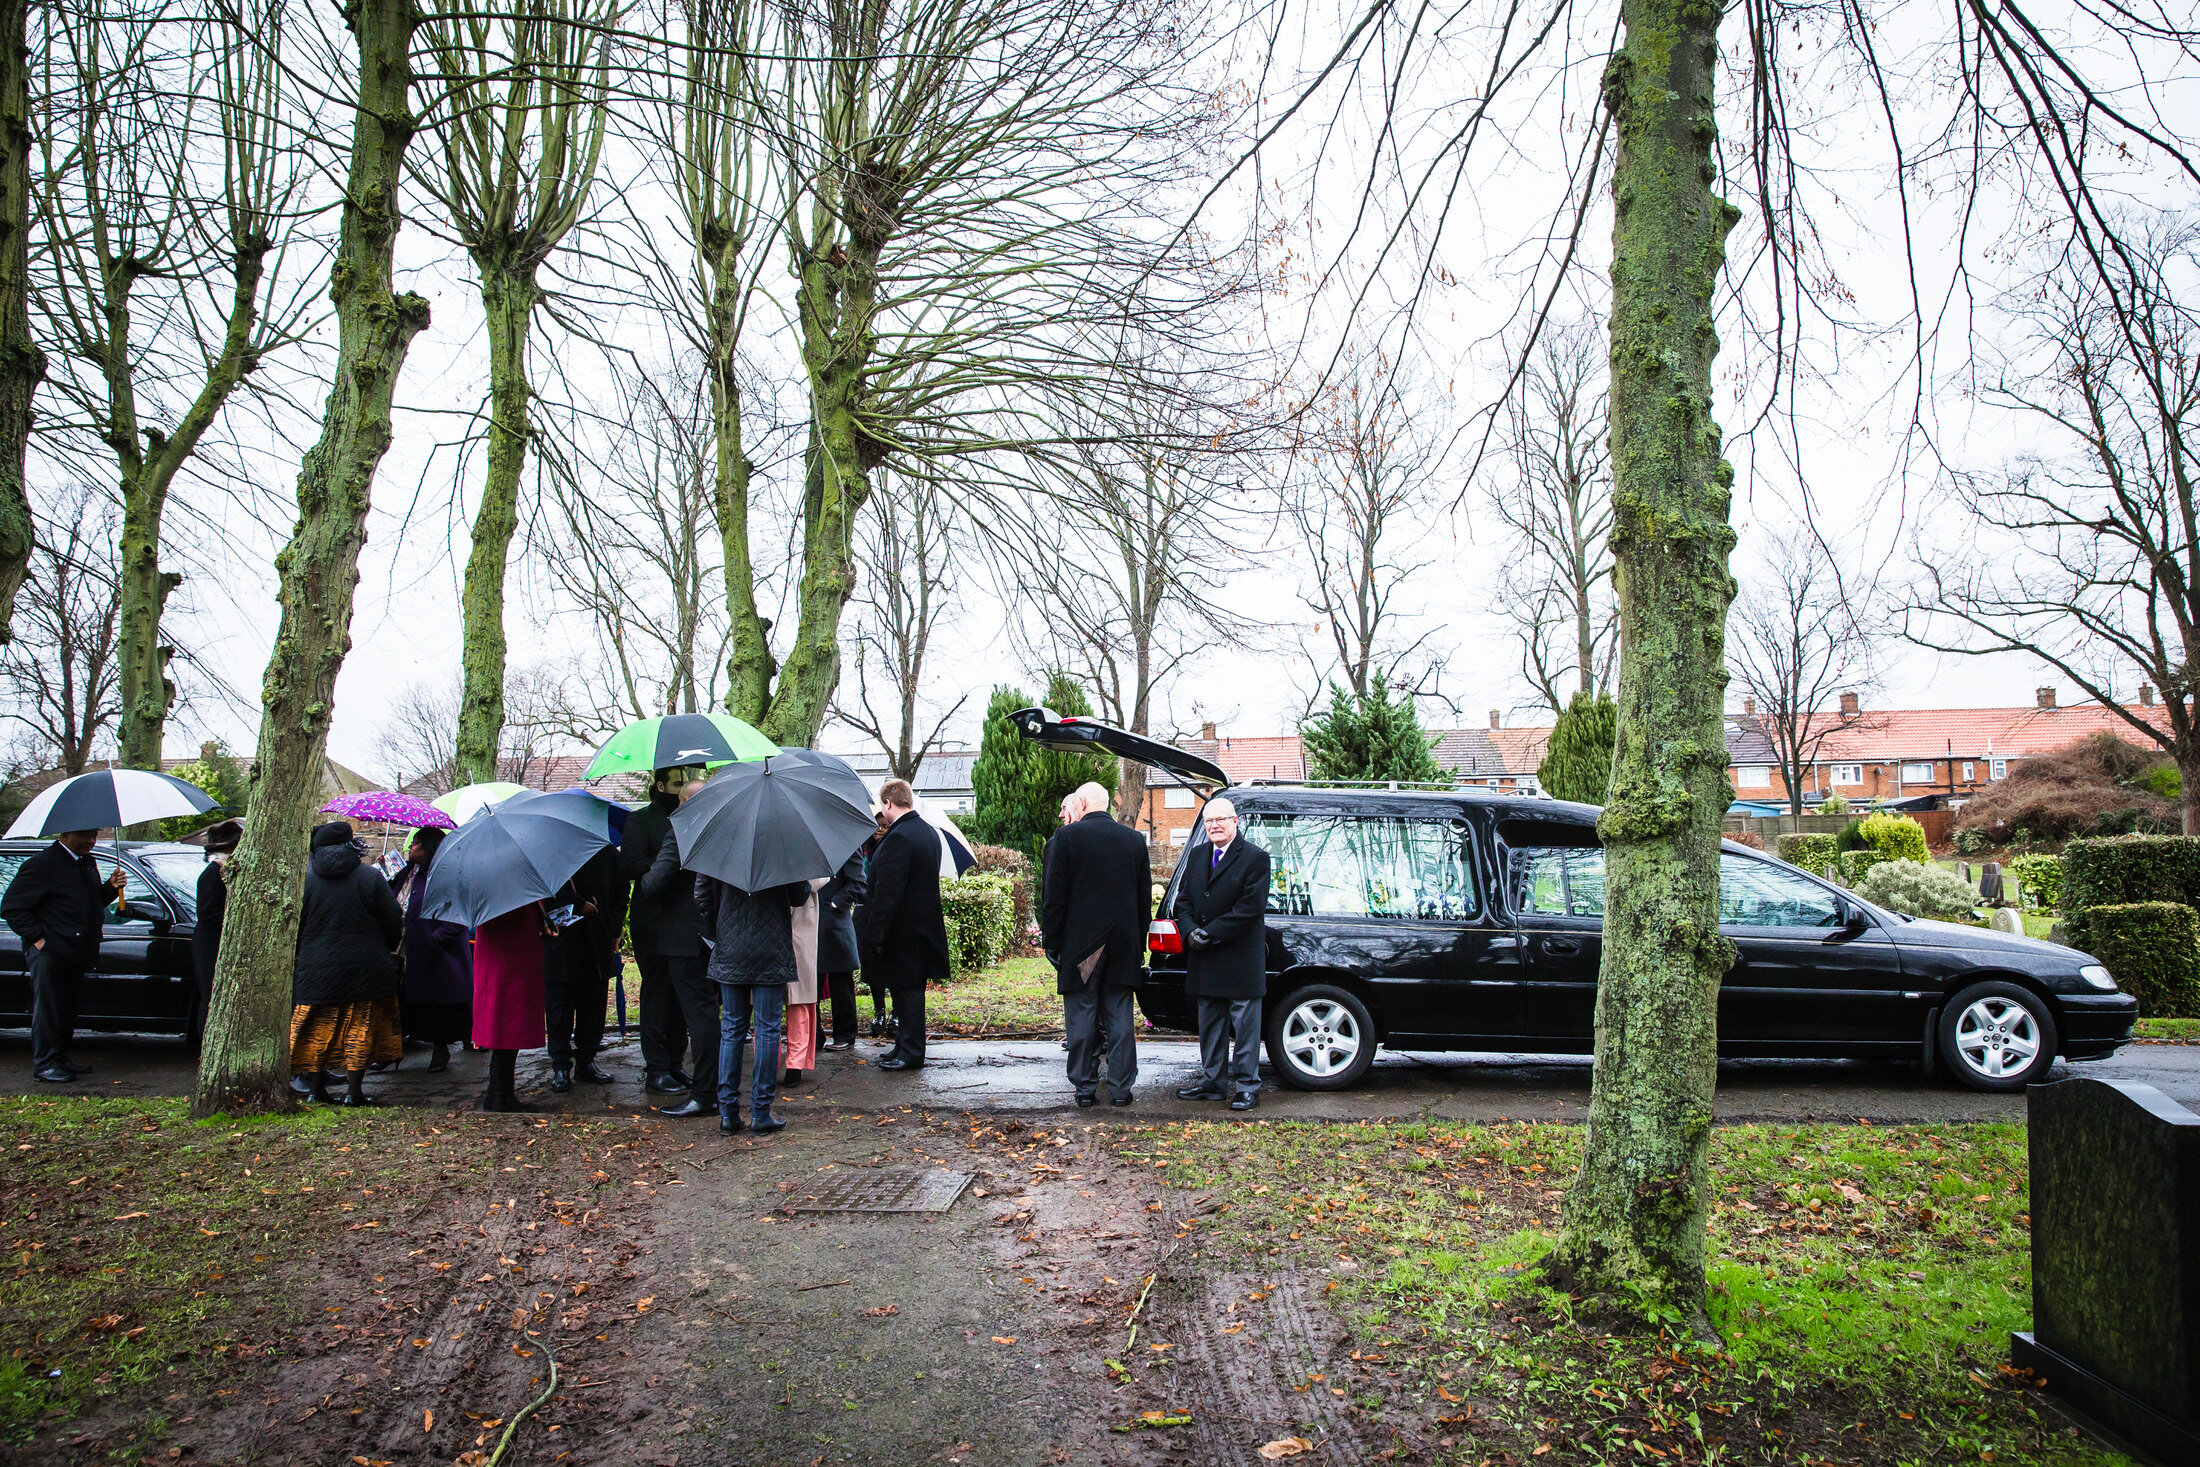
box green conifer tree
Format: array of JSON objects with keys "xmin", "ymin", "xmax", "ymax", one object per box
[
  {"xmin": 1537, "ymin": 691, "xmax": 1618, "ymax": 804},
  {"xmin": 964, "ymin": 675, "xmax": 1117, "ymax": 859},
  {"xmin": 1301, "ymin": 677, "xmax": 1445, "ymax": 783}
]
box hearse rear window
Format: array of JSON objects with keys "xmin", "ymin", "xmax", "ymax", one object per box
[{"xmin": 1240, "ymin": 813, "xmax": 1477, "ymax": 921}]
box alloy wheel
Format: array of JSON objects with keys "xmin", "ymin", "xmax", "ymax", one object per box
[
  {"xmin": 1952, "ymin": 995, "xmax": 2041, "ymax": 1080},
  {"xmin": 1281, "ymin": 998, "xmax": 1362, "ymax": 1080}
]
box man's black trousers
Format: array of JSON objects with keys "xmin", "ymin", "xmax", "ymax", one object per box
[
  {"xmin": 544, "ymin": 949, "xmax": 607, "ymax": 1064},
  {"xmin": 632, "ymin": 949, "xmax": 689, "ymax": 1078},
  {"xmin": 665, "ymin": 955, "xmax": 719, "ymax": 1106},
  {"xmin": 29, "ymin": 948, "xmax": 81, "ymax": 1071}
]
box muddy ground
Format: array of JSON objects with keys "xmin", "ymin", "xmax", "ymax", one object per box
[{"xmin": 1, "ymin": 1105, "xmax": 1467, "ymax": 1467}]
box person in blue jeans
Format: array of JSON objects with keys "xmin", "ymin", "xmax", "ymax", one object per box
[{"xmin": 694, "ymin": 871, "xmax": 810, "ymax": 1135}]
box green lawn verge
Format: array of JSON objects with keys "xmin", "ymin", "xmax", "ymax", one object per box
[
  {"xmin": 2134, "ymin": 1015, "xmax": 2200, "ymax": 1042},
  {"xmin": 1131, "ymin": 1119, "xmax": 2122, "ymax": 1466}
]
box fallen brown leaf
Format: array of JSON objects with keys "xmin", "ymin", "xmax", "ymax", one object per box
[
  {"xmin": 1258, "ymin": 1438, "xmax": 1314, "ymax": 1460},
  {"xmin": 861, "ymin": 1305, "xmax": 899, "ymax": 1318}
]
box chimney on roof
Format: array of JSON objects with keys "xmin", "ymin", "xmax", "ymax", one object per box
[
  {"xmin": 1200, "ymin": 721, "xmax": 1216, "ymax": 741},
  {"xmin": 1839, "ymin": 692, "xmax": 1859, "ymax": 719},
  {"xmin": 199, "ymin": 739, "xmax": 217, "ymax": 763},
  {"xmin": 1743, "ymin": 696, "xmax": 1755, "ymax": 717},
  {"xmin": 1489, "ymin": 709, "xmax": 1501, "ymax": 730},
  {"xmin": 2037, "ymin": 686, "xmax": 2057, "ymax": 710},
  {"xmin": 2141, "ymin": 684, "xmax": 2156, "ymax": 706}
]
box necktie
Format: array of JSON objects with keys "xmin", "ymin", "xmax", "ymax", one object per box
[{"xmin": 1211, "ymin": 845, "xmax": 1224, "ymax": 869}]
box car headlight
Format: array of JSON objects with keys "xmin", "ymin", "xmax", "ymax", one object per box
[{"xmin": 2077, "ymin": 964, "xmax": 2117, "ymax": 991}]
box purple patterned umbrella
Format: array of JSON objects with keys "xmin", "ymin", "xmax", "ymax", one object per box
[{"xmin": 321, "ymin": 791, "xmax": 457, "ymax": 829}]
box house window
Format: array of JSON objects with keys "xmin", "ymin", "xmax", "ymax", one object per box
[
  {"xmin": 1163, "ymin": 787, "xmax": 1195, "ymax": 809},
  {"xmin": 1831, "ymin": 764, "xmax": 1863, "ymax": 785},
  {"xmin": 1167, "ymin": 826, "xmax": 1188, "ymax": 845},
  {"xmin": 1961, "ymin": 762, "xmax": 1976, "ymax": 782},
  {"xmin": 1900, "ymin": 762, "xmax": 1934, "ymax": 783},
  {"xmin": 1990, "ymin": 758, "xmax": 2007, "ymax": 781},
  {"xmin": 1735, "ymin": 765, "xmax": 1772, "ymax": 788}
]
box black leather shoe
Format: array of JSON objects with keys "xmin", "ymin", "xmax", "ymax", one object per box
[
  {"xmin": 750, "ymin": 1113, "xmax": 787, "ymax": 1134},
  {"xmin": 782, "ymin": 1068, "xmax": 803, "ymax": 1088},
  {"xmin": 61, "ymin": 1060, "xmax": 90, "ymax": 1075},
  {"xmin": 1229, "ymin": 1090, "xmax": 1260, "ymax": 1111},
  {"xmin": 548, "ymin": 1063, "xmax": 573, "ymax": 1093},
  {"xmin": 877, "ymin": 1058, "xmax": 917, "ymax": 1071},
  {"xmin": 659, "ymin": 1099, "xmax": 712, "ymax": 1117},
  {"xmin": 645, "ymin": 1073, "xmax": 687, "ymax": 1095},
  {"xmin": 670, "ymin": 1069, "xmax": 694, "ymax": 1089},
  {"xmin": 578, "ymin": 1062, "xmax": 615, "ymax": 1084},
  {"xmin": 1109, "ymin": 1093, "xmax": 1134, "ymax": 1108},
  {"xmin": 1074, "ymin": 1093, "xmax": 1098, "ymax": 1108},
  {"xmin": 1175, "ymin": 1084, "xmax": 1225, "ymax": 1101},
  {"xmin": 719, "ymin": 1109, "xmax": 744, "ymax": 1135},
  {"xmin": 33, "ymin": 1065, "xmax": 74, "ymax": 1084}
]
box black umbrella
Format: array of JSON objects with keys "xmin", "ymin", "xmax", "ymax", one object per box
[
  {"xmin": 670, "ymin": 747, "xmax": 876, "ymax": 892},
  {"xmin": 5, "ymin": 769, "xmax": 217, "ymax": 837},
  {"xmin": 420, "ymin": 788, "xmax": 623, "ymax": 928}
]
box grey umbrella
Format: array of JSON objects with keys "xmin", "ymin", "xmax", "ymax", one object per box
[
  {"xmin": 421, "ymin": 788, "xmax": 624, "ymax": 928},
  {"xmin": 670, "ymin": 747, "xmax": 877, "ymax": 892}
]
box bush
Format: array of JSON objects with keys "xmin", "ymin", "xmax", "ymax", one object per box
[
  {"xmin": 1857, "ymin": 813, "xmax": 1929, "ymax": 863},
  {"xmin": 1855, "ymin": 859, "xmax": 1980, "ymax": 920},
  {"xmin": 1953, "ymin": 826, "xmax": 1987, "ymax": 855},
  {"xmin": 2004, "ymin": 853, "xmax": 2064, "ymax": 911},
  {"xmin": 2135, "ymin": 762, "xmax": 2181, "ymax": 800},
  {"xmin": 2061, "ymin": 835, "xmax": 2200, "ymax": 949},
  {"xmin": 971, "ymin": 842, "xmax": 1035, "ymax": 935},
  {"xmin": 1817, "ymin": 794, "xmax": 1850, "ymax": 815},
  {"xmin": 1834, "ymin": 818, "xmax": 1866, "ymax": 852},
  {"xmin": 1537, "ymin": 691, "xmax": 1617, "ymax": 804},
  {"xmin": 2080, "ymin": 902, "xmax": 2200, "ymax": 1017},
  {"xmin": 1726, "ymin": 830, "xmax": 1764, "ymax": 850},
  {"xmin": 1776, "ymin": 833, "xmax": 1838, "ymax": 874},
  {"xmin": 939, "ymin": 873, "xmax": 1017, "ymax": 974},
  {"xmin": 1951, "ymin": 733, "xmax": 2176, "ymax": 843},
  {"xmin": 1839, "ymin": 849, "xmax": 1889, "ymax": 885}
]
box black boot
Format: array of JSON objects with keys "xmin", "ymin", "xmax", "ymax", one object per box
[
  {"xmin": 719, "ymin": 1106, "xmax": 744, "ymax": 1135},
  {"xmin": 750, "ymin": 1102, "xmax": 786, "ymax": 1135},
  {"xmin": 549, "ymin": 1061, "xmax": 573, "ymax": 1093},
  {"xmin": 480, "ymin": 1049, "xmax": 537, "ymax": 1113}
]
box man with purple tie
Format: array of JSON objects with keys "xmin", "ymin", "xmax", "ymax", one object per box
[{"xmin": 1170, "ymin": 798, "xmax": 1272, "ymax": 1110}]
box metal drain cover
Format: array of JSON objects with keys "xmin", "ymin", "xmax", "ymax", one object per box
[{"xmin": 783, "ymin": 1168, "xmax": 972, "ymax": 1214}]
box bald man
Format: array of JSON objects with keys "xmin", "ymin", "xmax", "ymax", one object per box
[
  {"xmin": 1171, "ymin": 796, "xmax": 1272, "ymax": 1110},
  {"xmin": 1040, "ymin": 781, "xmax": 1151, "ymax": 1107}
]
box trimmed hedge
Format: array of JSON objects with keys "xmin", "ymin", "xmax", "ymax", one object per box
[
  {"xmin": 2061, "ymin": 835, "xmax": 2200, "ymax": 948},
  {"xmin": 1839, "ymin": 849, "xmax": 1889, "ymax": 885},
  {"xmin": 1858, "ymin": 813, "xmax": 1930, "ymax": 863},
  {"xmin": 1777, "ymin": 833, "xmax": 1839, "ymax": 875},
  {"xmin": 2081, "ymin": 902, "xmax": 2200, "ymax": 1018},
  {"xmin": 940, "ymin": 873, "xmax": 1016, "ymax": 974},
  {"xmin": 2004, "ymin": 853, "xmax": 2064, "ymax": 911},
  {"xmin": 1855, "ymin": 859, "xmax": 1979, "ymax": 920}
]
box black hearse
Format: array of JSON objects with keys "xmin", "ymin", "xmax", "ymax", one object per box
[
  {"xmin": 0, "ymin": 840, "xmax": 208, "ymax": 1041},
  {"xmin": 1011, "ymin": 708, "xmax": 2136, "ymax": 1094}
]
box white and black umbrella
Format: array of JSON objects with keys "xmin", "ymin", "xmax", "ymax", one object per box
[{"xmin": 5, "ymin": 769, "xmax": 219, "ymax": 838}]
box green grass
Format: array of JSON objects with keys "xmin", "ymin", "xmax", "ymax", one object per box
[
  {"xmin": 1134, "ymin": 1119, "xmax": 2123, "ymax": 1466},
  {"xmin": 2134, "ymin": 1015, "xmax": 2200, "ymax": 1041}
]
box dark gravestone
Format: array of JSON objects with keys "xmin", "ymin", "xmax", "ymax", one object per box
[{"xmin": 2013, "ymin": 1078, "xmax": 2200, "ymax": 1464}]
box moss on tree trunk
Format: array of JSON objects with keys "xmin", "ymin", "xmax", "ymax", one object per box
[
  {"xmin": 455, "ymin": 266, "xmax": 536, "ymax": 785},
  {"xmin": 193, "ymin": 0, "xmax": 428, "ymax": 1119},
  {"xmin": 0, "ymin": 0, "xmax": 41, "ymax": 644},
  {"xmin": 1542, "ymin": 0, "xmax": 1740, "ymax": 1328}
]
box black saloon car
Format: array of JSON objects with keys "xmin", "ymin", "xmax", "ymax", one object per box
[
  {"xmin": 0, "ymin": 840, "xmax": 208, "ymax": 1041},
  {"xmin": 1011, "ymin": 710, "xmax": 2137, "ymax": 1094}
]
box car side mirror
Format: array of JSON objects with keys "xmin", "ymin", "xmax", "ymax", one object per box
[
  {"xmin": 1840, "ymin": 899, "xmax": 1868, "ymax": 934},
  {"xmin": 121, "ymin": 901, "xmax": 167, "ymax": 928}
]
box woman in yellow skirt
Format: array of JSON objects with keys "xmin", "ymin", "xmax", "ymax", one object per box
[{"xmin": 289, "ymin": 822, "xmax": 405, "ymax": 1105}]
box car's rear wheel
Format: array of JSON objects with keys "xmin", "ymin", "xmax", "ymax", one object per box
[
  {"xmin": 1266, "ymin": 984, "xmax": 1376, "ymax": 1091},
  {"xmin": 1938, "ymin": 981, "xmax": 2057, "ymax": 1092}
]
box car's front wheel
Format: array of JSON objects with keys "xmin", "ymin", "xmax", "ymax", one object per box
[
  {"xmin": 1266, "ymin": 983, "xmax": 1376, "ymax": 1091},
  {"xmin": 1938, "ymin": 981, "xmax": 2058, "ymax": 1092}
]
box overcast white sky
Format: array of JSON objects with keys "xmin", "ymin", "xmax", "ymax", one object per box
[{"xmin": 107, "ymin": 0, "xmax": 2153, "ymax": 784}]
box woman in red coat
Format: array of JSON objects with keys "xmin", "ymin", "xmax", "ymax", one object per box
[{"xmin": 472, "ymin": 903, "xmax": 549, "ymax": 1112}]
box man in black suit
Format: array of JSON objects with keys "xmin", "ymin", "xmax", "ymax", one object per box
[
  {"xmin": 624, "ymin": 769, "xmax": 717, "ymax": 1113},
  {"xmin": 1, "ymin": 828, "xmax": 126, "ymax": 1083},
  {"xmin": 544, "ymin": 842, "xmax": 628, "ymax": 1091},
  {"xmin": 861, "ymin": 779, "xmax": 948, "ymax": 1071},
  {"xmin": 1042, "ymin": 781, "xmax": 1150, "ymax": 1108},
  {"xmin": 1171, "ymin": 797, "xmax": 1271, "ymax": 1111}
]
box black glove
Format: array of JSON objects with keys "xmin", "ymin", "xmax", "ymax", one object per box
[{"xmin": 1188, "ymin": 927, "xmax": 1212, "ymax": 950}]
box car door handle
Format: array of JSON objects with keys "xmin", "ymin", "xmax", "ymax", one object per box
[{"xmin": 1542, "ymin": 937, "xmax": 1582, "ymax": 956}]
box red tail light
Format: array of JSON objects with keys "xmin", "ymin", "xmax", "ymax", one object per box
[{"xmin": 1147, "ymin": 919, "xmax": 1182, "ymax": 954}]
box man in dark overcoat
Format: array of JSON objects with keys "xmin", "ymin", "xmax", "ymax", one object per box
[
  {"xmin": 860, "ymin": 779, "xmax": 948, "ymax": 1071},
  {"xmin": 2, "ymin": 827, "xmax": 125, "ymax": 1083},
  {"xmin": 544, "ymin": 841, "xmax": 628, "ymax": 1091},
  {"xmin": 1170, "ymin": 796, "xmax": 1272, "ymax": 1110},
  {"xmin": 1042, "ymin": 780, "xmax": 1150, "ymax": 1107},
  {"xmin": 627, "ymin": 770, "xmax": 719, "ymax": 1115}
]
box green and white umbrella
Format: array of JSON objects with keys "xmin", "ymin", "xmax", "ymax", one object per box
[
  {"xmin": 582, "ymin": 712, "xmax": 776, "ymax": 781},
  {"xmin": 432, "ymin": 782, "xmax": 526, "ymax": 826}
]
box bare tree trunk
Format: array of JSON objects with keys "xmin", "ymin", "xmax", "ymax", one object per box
[
  {"xmin": 194, "ymin": 0, "xmax": 428, "ymax": 1118},
  {"xmin": 1543, "ymin": 0, "xmax": 1739, "ymax": 1329},
  {"xmin": 0, "ymin": 0, "xmax": 39, "ymax": 643},
  {"xmin": 2182, "ymin": 748, "xmax": 2200, "ymax": 836},
  {"xmin": 456, "ymin": 268, "xmax": 534, "ymax": 784}
]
